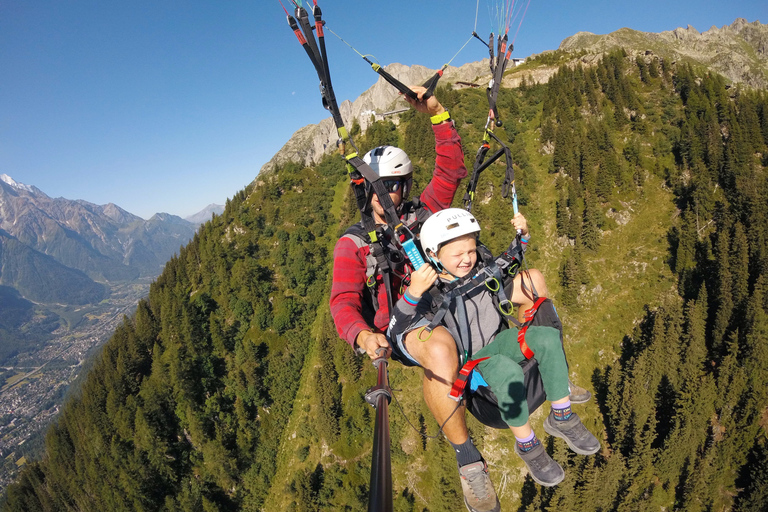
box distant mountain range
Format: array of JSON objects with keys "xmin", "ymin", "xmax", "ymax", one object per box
[
  {"xmin": 184, "ymin": 203, "xmax": 225, "ymax": 225},
  {"xmin": 0, "ymin": 173, "xmax": 224, "ymax": 307}
]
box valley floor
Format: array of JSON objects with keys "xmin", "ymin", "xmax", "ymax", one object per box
[{"xmin": 0, "ymin": 279, "xmax": 153, "ymax": 495}]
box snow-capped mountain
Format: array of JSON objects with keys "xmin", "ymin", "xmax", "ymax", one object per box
[
  {"xmin": 0, "ymin": 174, "xmax": 199, "ymax": 297},
  {"xmin": 0, "ymin": 173, "xmax": 47, "ymax": 195}
]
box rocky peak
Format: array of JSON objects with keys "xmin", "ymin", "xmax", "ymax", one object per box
[
  {"xmin": 101, "ymin": 203, "xmax": 140, "ymax": 224},
  {"xmin": 0, "ymin": 174, "xmax": 46, "ymax": 197},
  {"xmin": 258, "ymin": 60, "xmax": 492, "ymax": 175},
  {"xmin": 149, "ymin": 212, "xmax": 188, "ymax": 225},
  {"xmin": 184, "ymin": 204, "xmax": 224, "ymax": 225},
  {"xmin": 558, "ymin": 18, "xmax": 768, "ymax": 89},
  {"xmin": 671, "ymin": 24, "xmax": 701, "ymax": 41}
]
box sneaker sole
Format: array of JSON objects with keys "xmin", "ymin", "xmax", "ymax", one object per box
[
  {"xmin": 528, "ymin": 467, "xmax": 564, "ymax": 487},
  {"xmin": 543, "ymin": 417, "xmax": 600, "ymax": 455},
  {"xmin": 464, "ymin": 498, "xmax": 501, "ymax": 512},
  {"xmin": 569, "ymin": 390, "xmax": 592, "ymax": 404}
]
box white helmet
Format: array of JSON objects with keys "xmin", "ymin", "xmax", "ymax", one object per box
[
  {"xmin": 420, "ymin": 208, "xmax": 481, "ymax": 255},
  {"xmin": 363, "ymin": 146, "xmax": 413, "ymax": 178}
]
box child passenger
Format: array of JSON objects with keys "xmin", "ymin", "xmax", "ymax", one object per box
[{"xmin": 388, "ymin": 208, "xmax": 600, "ymax": 487}]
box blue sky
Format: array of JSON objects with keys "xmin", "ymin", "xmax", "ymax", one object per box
[{"xmin": 1, "ymin": 1, "xmax": 766, "ymax": 219}]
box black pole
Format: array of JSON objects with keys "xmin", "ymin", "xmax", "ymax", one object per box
[{"xmin": 365, "ymin": 352, "xmax": 393, "ymax": 512}]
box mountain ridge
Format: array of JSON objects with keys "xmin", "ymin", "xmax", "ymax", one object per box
[
  {"xmin": 0, "ymin": 175, "xmax": 211, "ymax": 284},
  {"xmin": 557, "ymin": 18, "xmax": 768, "ymax": 88},
  {"xmin": 261, "ymin": 19, "xmax": 768, "ymax": 177}
]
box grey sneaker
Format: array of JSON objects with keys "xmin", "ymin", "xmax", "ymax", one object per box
[
  {"xmin": 568, "ymin": 379, "xmax": 592, "ymax": 404},
  {"xmin": 458, "ymin": 460, "xmax": 500, "ymax": 512},
  {"xmin": 543, "ymin": 410, "xmax": 601, "ymax": 455},
  {"xmin": 514, "ymin": 442, "xmax": 565, "ymax": 487}
]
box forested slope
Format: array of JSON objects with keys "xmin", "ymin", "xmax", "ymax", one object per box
[{"xmin": 4, "ymin": 50, "xmax": 768, "ymax": 511}]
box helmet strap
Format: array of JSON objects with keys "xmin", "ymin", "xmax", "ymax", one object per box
[
  {"xmin": 429, "ymin": 256, "xmax": 460, "ymax": 282},
  {"xmin": 428, "ymin": 256, "xmax": 444, "ymax": 273}
]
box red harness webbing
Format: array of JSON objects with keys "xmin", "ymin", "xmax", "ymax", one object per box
[
  {"xmin": 448, "ymin": 297, "xmax": 550, "ymax": 400},
  {"xmin": 517, "ymin": 297, "xmax": 548, "ymax": 359},
  {"xmin": 448, "ymin": 357, "xmax": 490, "ymax": 401}
]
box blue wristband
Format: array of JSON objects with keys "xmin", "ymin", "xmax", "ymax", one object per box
[{"xmin": 403, "ymin": 290, "xmax": 420, "ymax": 306}]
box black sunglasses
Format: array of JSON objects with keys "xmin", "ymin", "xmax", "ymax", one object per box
[{"xmin": 382, "ymin": 179, "xmax": 404, "ymax": 193}]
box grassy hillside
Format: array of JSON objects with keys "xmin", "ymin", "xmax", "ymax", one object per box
[{"xmin": 4, "ymin": 51, "xmax": 768, "ymax": 512}]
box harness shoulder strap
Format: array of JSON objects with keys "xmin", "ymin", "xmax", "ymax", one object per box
[
  {"xmin": 341, "ymin": 225, "xmax": 378, "ymax": 275},
  {"xmin": 400, "ymin": 198, "xmax": 432, "ymax": 234},
  {"xmin": 341, "ymin": 221, "xmax": 401, "ymax": 316}
]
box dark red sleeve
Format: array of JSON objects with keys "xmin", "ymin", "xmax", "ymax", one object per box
[
  {"xmin": 418, "ymin": 121, "xmax": 468, "ymax": 214},
  {"xmin": 329, "ymin": 236, "xmax": 372, "ymax": 347}
]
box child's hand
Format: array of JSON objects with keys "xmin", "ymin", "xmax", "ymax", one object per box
[
  {"xmin": 408, "ymin": 264, "xmax": 438, "ymax": 298},
  {"xmin": 511, "ymin": 213, "xmax": 530, "ymax": 237}
]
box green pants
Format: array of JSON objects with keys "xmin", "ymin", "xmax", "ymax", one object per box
[{"xmin": 473, "ymin": 326, "xmax": 569, "ymax": 428}]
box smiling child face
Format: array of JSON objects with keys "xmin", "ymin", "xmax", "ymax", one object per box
[{"xmin": 435, "ymin": 234, "xmax": 478, "ymax": 278}]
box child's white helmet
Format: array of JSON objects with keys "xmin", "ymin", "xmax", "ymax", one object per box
[{"xmin": 420, "ymin": 208, "xmax": 481, "ymax": 255}]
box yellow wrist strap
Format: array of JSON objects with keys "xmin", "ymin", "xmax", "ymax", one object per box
[{"xmin": 430, "ymin": 110, "xmax": 451, "ymax": 125}]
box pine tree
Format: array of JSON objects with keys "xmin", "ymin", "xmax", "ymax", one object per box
[
  {"xmin": 730, "ymin": 222, "xmax": 750, "ymax": 312},
  {"xmin": 735, "ymin": 441, "xmax": 768, "ymax": 512},
  {"xmin": 582, "ymin": 195, "xmax": 602, "ymax": 251},
  {"xmin": 742, "ymin": 274, "xmax": 768, "ymax": 402},
  {"xmin": 675, "ymin": 209, "xmax": 698, "ymax": 295},
  {"xmin": 403, "ymin": 111, "xmax": 434, "ymax": 163},
  {"xmin": 712, "ymin": 221, "xmax": 734, "ymax": 352},
  {"xmin": 597, "ymin": 149, "xmax": 618, "ymax": 201},
  {"xmin": 315, "ymin": 313, "xmax": 341, "ymax": 444},
  {"xmin": 560, "ymin": 254, "xmax": 580, "ymax": 307},
  {"xmin": 553, "ymin": 121, "xmax": 576, "ymax": 172},
  {"xmin": 636, "ymin": 55, "xmax": 649, "ymax": 84},
  {"xmin": 567, "ymin": 183, "xmax": 583, "ymax": 240},
  {"xmin": 541, "ymin": 117, "xmax": 555, "ymax": 144},
  {"xmin": 555, "ymin": 184, "xmax": 569, "ymax": 237},
  {"xmin": 648, "ymin": 58, "xmax": 660, "ymax": 79}
]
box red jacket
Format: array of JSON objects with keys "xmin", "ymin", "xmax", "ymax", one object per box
[{"xmin": 330, "ymin": 121, "xmax": 467, "ymax": 347}]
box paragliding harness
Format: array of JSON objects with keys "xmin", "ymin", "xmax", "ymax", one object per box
[
  {"xmin": 340, "ymin": 201, "xmax": 433, "ymax": 319},
  {"xmin": 450, "ymin": 294, "xmax": 564, "ymax": 430},
  {"xmin": 405, "ymin": 236, "xmax": 562, "ymax": 430}
]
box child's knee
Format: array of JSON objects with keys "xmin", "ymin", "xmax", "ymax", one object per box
[
  {"xmin": 525, "ymin": 268, "xmax": 548, "ymax": 296},
  {"xmin": 429, "ymin": 329, "xmax": 459, "ymax": 363},
  {"xmin": 527, "ymin": 327, "xmax": 564, "ymax": 358}
]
